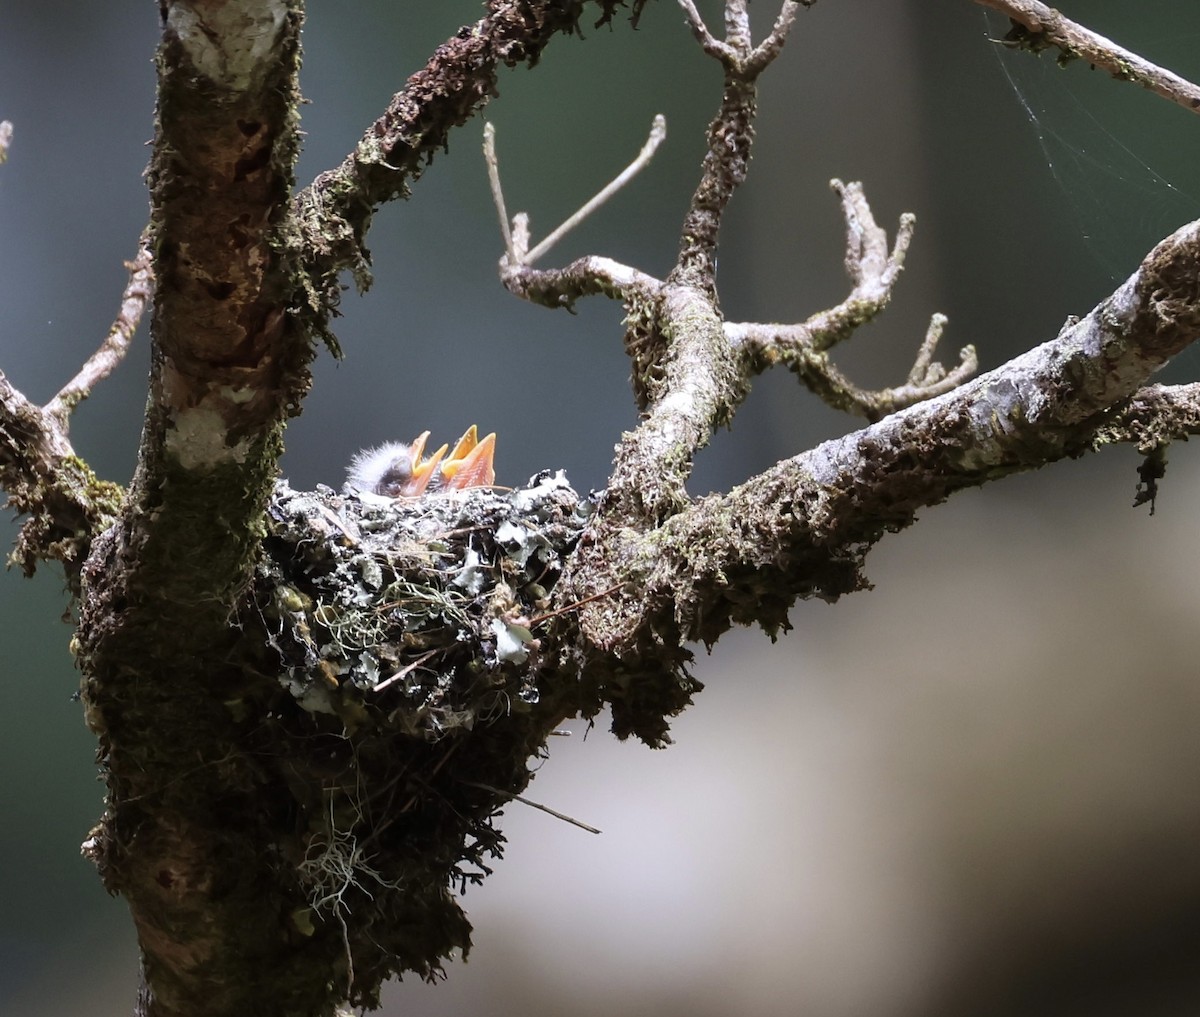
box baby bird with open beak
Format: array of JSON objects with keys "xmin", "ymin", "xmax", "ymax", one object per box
[{"xmin": 347, "ymin": 425, "xmax": 497, "ymax": 498}]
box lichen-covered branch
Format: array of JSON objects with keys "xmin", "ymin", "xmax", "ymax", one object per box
[
  {"xmin": 744, "ymin": 313, "xmax": 976, "ymax": 422},
  {"xmin": 75, "ymin": 4, "xmax": 330, "ymax": 1016},
  {"xmin": 0, "ymin": 232, "xmax": 145, "ymax": 585},
  {"xmin": 0, "ymin": 120, "xmax": 126, "ymax": 586},
  {"xmin": 56, "ymin": 5, "xmax": 653, "ymax": 1017},
  {"xmin": 672, "ymin": 1, "xmax": 782, "ymax": 290},
  {"xmin": 0, "ymin": 129, "xmax": 139, "ymax": 587},
  {"xmin": 81, "ymin": 0, "xmax": 311, "ymax": 633},
  {"xmin": 293, "ymin": 0, "xmax": 646, "ymax": 327},
  {"xmin": 498, "ymin": 4, "xmax": 969, "ymax": 520},
  {"xmin": 727, "ymin": 181, "xmax": 976, "ymax": 419},
  {"xmin": 975, "ymin": 0, "xmax": 1200, "ymax": 115},
  {"xmin": 1093, "ymin": 382, "xmax": 1200, "ymax": 451},
  {"xmin": 0, "ymin": 369, "xmax": 122, "ymax": 585},
  {"xmin": 502, "ymin": 254, "xmax": 664, "ymax": 310},
  {"xmin": 493, "ymin": 3, "xmax": 809, "ymax": 524},
  {"xmin": 562, "ymin": 217, "xmax": 1200, "ymax": 664},
  {"xmin": 595, "ymin": 2, "xmax": 808, "ymax": 520}
]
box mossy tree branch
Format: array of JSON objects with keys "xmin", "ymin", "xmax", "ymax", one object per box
[
  {"xmin": 605, "ymin": 220, "xmax": 1200, "ymax": 653},
  {"xmin": 0, "ymin": 217, "xmax": 147, "ymax": 586},
  {"xmin": 494, "ymin": 0, "xmax": 1200, "ymax": 725},
  {"xmin": 57, "ymin": 3, "xmax": 648, "ymax": 1017},
  {"xmin": 293, "ymin": 0, "xmax": 647, "ymax": 333}
]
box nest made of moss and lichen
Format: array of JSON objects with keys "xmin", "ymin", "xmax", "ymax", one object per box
[
  {"xmin": 246, "ymin": 470, "xmax": 593, "ymax": 992},
  {"xmin": 259, "ymin": 469, "xmax": 590, "ymax": 736}
]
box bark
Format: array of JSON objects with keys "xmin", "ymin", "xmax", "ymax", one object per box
[
  {"xmin": 66, "ymin": 3, "xmax": 651, "ymax": 1015},
  {"xmin": 1, "ymin": 2, "xmax": 1199, "ymax": 1015}
]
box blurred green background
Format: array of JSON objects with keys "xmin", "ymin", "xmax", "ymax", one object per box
[{"xmin": 2, "ymin": 2, "xmax": 1199, "ymax": 1014}]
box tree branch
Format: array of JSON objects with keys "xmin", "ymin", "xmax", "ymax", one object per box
[
  {"xmin": 564, "ymin": 217, "xmax": 1200, "ymax": 659},
  {"xmin": 1095, "ymin": 382, "xmax": 1200, "ymax": 449},
  {"xmin": 293, "ymin": 0, "xmax": 646, "ymax": 332},
  {"xmin": 975, "ymin": 0, "xmax": 1200, "ymax": 115},
  {"xmin": 0, "ymin": 228, "xmax": 145, "ymax": 584},
  {"xmin": 76, "ymin": 4, "xmax": 326, "ymax": 1015},
  {"xmin": 0, "ymin": 367, "xmax": 121, "ymax": 585},
  {"xmin": 497, "ymin": 7, "xmax": 967, "ymax": 519},
  {"xmin": 63, "ymin": 5, "xmax": 652, "ymax": 1016},
  {"xmin": 727, "ymin": 181, "xmax": 977, "ymax": 419},
  {"xmin": 44, "ymin": 234, "xmax": 153, "ymax": 426},
  {"xmin": 671, "ymin": 1, "xmax": 796, "ymax": 290}
]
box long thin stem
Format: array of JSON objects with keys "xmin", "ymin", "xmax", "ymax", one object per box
[
  {"xmin": 482, "ymin": 123, "xmax": 514, "ymax": 261},
  {"xmin": 45, "ymin": 234, "xmax": 153, "ymax": 426},
  {"xmin": 523, "ymin": 115, "xmax": 667, "ymax": 266}
]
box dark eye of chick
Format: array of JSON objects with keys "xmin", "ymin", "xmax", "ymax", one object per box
[{"xmin": 374, "ymin": 458, "xmax": 412, "ymax": 497}]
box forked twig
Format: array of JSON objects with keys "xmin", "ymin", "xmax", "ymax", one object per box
[{"xmin": 485, "ymin": 116, "xmax": 667, "ymax": 266}]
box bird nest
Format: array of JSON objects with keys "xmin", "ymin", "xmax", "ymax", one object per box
[
  {"xmin": 245, "ymin": 470, "xmax": 594, "ymax": 987},
  {"xmin": 258, "ymin": 469, "xmax": 591, "ymax": 737}
]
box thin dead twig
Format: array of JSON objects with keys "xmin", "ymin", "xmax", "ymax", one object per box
[
  {"xmin": 486, "ymin": 116, "xmax": 666, "ymax": 268},
  {"xmin": 44, "ymin": 234, "xmax": 153, "ymax": 426},
  {"xmin": 458, "ymin": 779, "xmax": 601, "ymax": 834}
]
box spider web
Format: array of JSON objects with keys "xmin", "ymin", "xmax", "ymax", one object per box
[{"xmin": 983, "ymin": 8, "xmax": 1200, "ymax": 283}]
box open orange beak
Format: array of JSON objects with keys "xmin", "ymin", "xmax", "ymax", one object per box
[
  {"xmin": 399, "ymin": 431, "xmax": 447, "ymax": 497},
  {"xmin": 440, "ymin": 425, "xmax": 497, "ymax": 491},
  {"xmin": 400, "ymin": 425, "xmax": 496, "ymax": 496}
]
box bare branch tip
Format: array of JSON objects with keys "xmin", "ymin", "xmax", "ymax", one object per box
[
  {"xmin": 521, "ymin": 115, "xmax": 668, "ymax": 267},
  {"xmin": 43, "ymin": 235, "xmax": 155, "ymax": 426},
  {"xmin": 678, "ymin": 0, "xmax": 738, "ymax": 64},
  {"xmin": 889, "ymin": 215, "xmax": 916, "ymax": 262},
  {"xmin": 483, "ymin": 121, "xmax": 515, "ymax": 261},
  {"xmin": 677, "ymin": 0, "xmax": 714, "ymax": 40},
  {"xmin": 648, "ymin": 113, "xmax": 668, "ymax": 148},
  {"xmin": 747, "ymin": 1, "xmax": 802, "ymax": 71}
]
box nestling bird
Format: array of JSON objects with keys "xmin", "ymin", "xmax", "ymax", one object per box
[{"xmin": 347, "ymin": 425, "xmax": 497, "ymax": 498}]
